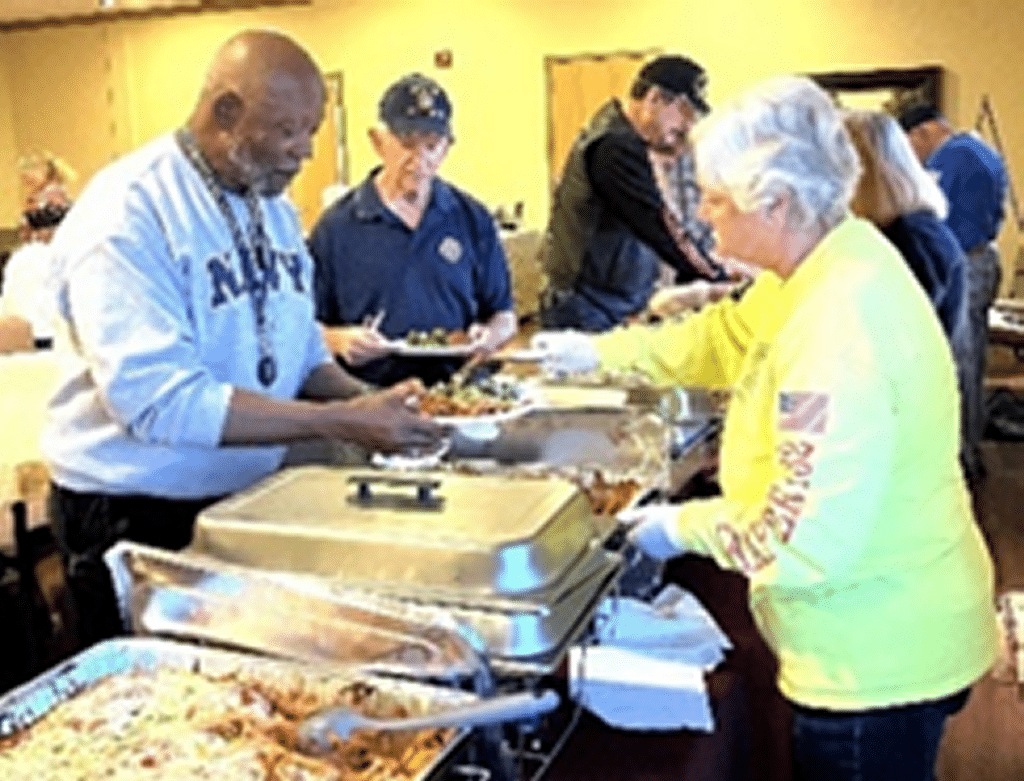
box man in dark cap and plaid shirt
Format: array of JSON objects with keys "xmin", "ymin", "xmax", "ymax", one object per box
[
  {"xmin": 539, "ymin": 55, "xmax": 728, "ymax": 332},
  {"xmin": 309, "ymin": 73, "xmax": 517, "ymax": 388}
]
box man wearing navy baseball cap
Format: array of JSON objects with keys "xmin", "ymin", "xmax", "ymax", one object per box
[
  {"xmin": 540, "ymin": 54, "xmax": 726, "ymax": 332},
  {"xmin": 309, "ymin": 73, "xmax": 517, "ymax": 387}
]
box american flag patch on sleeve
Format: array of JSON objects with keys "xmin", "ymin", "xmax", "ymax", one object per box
[{"xmin": 778, "ymin": 391, "xmax": 829, "ymax": 434}]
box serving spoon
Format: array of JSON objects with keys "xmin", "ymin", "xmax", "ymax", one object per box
[{"xmin": 297, "ymin": 689, "xmax": 560, "ymax": 753}]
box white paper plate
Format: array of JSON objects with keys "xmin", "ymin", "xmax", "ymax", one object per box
[
  {"xmin": 493, "ymin": 348, "xmax": 547, "ymax": 363},
  {"xmin": 433, "ymin": 401, "xmax": 536, "ymax": 439},
  {"xmin": 389, "ymin": 342, "xmax": 476, "ymax": 357},
  {"xmin": 370, "ymin": 439, "xmax": 452, "ymax": 470}
]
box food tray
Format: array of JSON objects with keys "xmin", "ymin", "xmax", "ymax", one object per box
[
  {"xmin": 990, "ymin": 304, "xmax": 1024, "ymax": 349},
  {"xmin": 624, "ymin": 384, "xmax": 727, "ymax": 424},
  {"xmin": 340, "ymin": 545, "xmax": 623, "ymax": 676},
  {"xmin": 106, "ymin": 541, "xmax": 621, "ymax": 677},
  {"xmin": 445, "ymin": 406, "xmax": 670, "ymax": 502},
  {"xmin": 0, "ymin": 637, "xmax": 476, "ymax": 781},
  {"xmin": 104, "ymin": 541, "xmax": 483, "ymax": 683},
  {"xmin": 192, "ymin": 467, "xmax": 601, "ymax": 598}
]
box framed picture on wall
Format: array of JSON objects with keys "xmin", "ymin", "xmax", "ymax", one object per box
[{"xmin": 806, "ymin": 65, "xmax": 943, "ymax": 115}]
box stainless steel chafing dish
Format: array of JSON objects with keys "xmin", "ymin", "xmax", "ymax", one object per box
[
  {"xmin": 193, "ymin": 467, "xmax": 604, "ymax": 598},
  {"xmin": 513, "ymin": 381, "xmax": 723, "ymax": 496},
  {"xmin": 4, "ymin": 387, "xmax": 723, "ymax": 781},
  {"xmin": 188, "ymin": 467, "xmax": 622, "ymax": 674},
  {"xmin": 105, "ymin": 539, "xmax": 618, "ymax": 677},
  {"xmin": 103, "ymin": 541, "xmax": 484, "ymax": 683}
]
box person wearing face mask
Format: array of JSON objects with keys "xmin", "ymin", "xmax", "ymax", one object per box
[
  {"xmin": 42, "ymin": 31, "xmax": 446, "ymax": 649},
  {"xmin": 538, "ymin": 55, "xmax": 728, "ymax": 332},
  {"xmin": 308, "ymin": 73, "xmax": 517, "ymax": 388}
]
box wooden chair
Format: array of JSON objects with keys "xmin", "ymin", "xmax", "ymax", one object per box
[
  {"xmin": 0, "ymin": 501, "xmax": 55, "ymax": 692},
  {"xmin": 0, "ymin": 314, "xmax": 33, "ymax": 354}
]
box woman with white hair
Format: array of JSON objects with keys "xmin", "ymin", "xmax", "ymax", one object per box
[
  {"xmin": 844, "ymin": 109, "xmax": 975, "ymax": 487},
  {"xmin": 533, "ymin": 76, "xmax": 996, "ymax": 781},
  {"xmin": 844, "ymin": 109, "xmax": 968, "ymax": 344}
]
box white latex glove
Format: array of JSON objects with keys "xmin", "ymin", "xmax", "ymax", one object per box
[
  {"xmin": 467, "ymin": 322, "xmax": 491, "ymax": 347},
  {"xmin": 466, "ymin": 322, "xmax": 503, "ymax": 357},
  {"xmin": 529, "ymin": 330, "xmax": 600, "ymax": 378},
  {"xmin": 618, "ymin": 504, "xmax": 687, "ymax": 561},
  {"xmin": 648, "ymin": 280, "xmax": 737, "ymax": 318}
]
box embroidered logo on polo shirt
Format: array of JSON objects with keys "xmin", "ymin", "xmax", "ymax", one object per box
[{"xmin": 438, "ymin": 236, "xmax": 463, "ymax": 263}]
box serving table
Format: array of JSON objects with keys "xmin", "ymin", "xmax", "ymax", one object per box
[{"xmin": 1, "ymin": 357, "xmax": 791, "ymax": 781}]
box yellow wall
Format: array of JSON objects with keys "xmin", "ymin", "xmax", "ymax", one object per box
[
  {"xmin": 0, "ymin": 47, "xmax": 17, "ymax": 220},
  {"xmin": 0, "ymin": 0, "xmax": 1021, "ymax": 278}
]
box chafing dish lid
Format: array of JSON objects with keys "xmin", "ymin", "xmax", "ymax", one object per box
[{"xmin": 192, "ymin": 466, "xmax": 599, "ymax": 596}]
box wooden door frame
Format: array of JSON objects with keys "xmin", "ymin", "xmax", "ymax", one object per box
[
  {"xmin": 324, "ymin": 70, "xmax": 348, "ymax": 187},
  {"xmin": 543, "ymin": 48, "xmax": 659, "ymax": 193}
]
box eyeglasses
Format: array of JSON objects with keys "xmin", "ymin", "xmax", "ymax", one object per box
[{"xmin": 390, "ymin": 132, "xmax": 451, "ymax": 160}]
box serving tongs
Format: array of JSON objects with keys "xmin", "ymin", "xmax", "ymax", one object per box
[
  {"xmin": 448, "ymin": 351, "xmax": 487, "ymax": 391},
  {"xmin": 297, "ymin": 688, "xmax": 560, "ymax": 752},
  {"xmin": 448, "ymin": 346, "xmax": 544, "ymax": 391}
]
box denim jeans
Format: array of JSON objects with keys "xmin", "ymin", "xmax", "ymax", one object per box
[
  {"xmin": 790, "ymin": 688, "xmax": 970, "ymax": 781},
  {"xmin": 960, "ymin": 244, "xmax": 1002, "ymax": 480}
]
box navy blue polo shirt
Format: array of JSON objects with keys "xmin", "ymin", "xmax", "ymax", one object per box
[
  {"xmin": 928, "ymin": 133, "xmax": 1007, "ymax": 253},
  {"xmin": 309, "ymin": 168, "xmax": 513, "ymax": 386}
]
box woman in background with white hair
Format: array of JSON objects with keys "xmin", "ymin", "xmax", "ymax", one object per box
[
  {"xmin": 844, "ymin": 109, "xmax": 967, "ymax": 341},
  {"xmin": 533, "ymin": 76, "xmax": 997, "ymax": 781},
  {"xmin": 844, "ymin": 109, "xmax": 975, "ymax": 486}
]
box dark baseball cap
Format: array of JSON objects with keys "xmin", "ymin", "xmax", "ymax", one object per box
[
  {"xmin": 379, "ymin": 73, "xmax": 452, "ymax": 138},
  {"xmin": 896, "ymin": 102, "xmax": 942, "ymax": 131},
  {"xmin": 637, "ymin": 55, "xmax": 710, "ymax": 114}
]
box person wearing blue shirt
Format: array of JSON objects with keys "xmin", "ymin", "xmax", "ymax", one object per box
[
  {"xmin": 899, "ymin": 103, "xmax": 1008, "ymax": 484},
  {"xmin": 309, "ymin": 74, "xmax": 517, "ymax": 388}
]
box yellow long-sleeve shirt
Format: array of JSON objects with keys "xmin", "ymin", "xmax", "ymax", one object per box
[{"xmin": 595, "ymin": 216, "xmax": 997, "ymax": 709}]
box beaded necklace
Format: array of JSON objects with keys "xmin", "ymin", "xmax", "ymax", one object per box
[{"xmin": 175, "ymin": 127, "xmax": 278, "ymax": 387}]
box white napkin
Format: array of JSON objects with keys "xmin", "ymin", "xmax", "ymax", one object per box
[
  {"xmin": 568, "ymin": 584, "xmax": 732, "ymax": 731},
  {"xmin": 595, "ymin": 584, "xmax": 732, "ymax": 667},
  {"xmin": 569, "ymin": 644, "xmax": 714, "ymax": 731}
]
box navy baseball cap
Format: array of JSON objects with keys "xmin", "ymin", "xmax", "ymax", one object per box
[
  {"xmin": 379, "ymin": 73, "xmax": 453, "ymax": 137},
  {"xmin": 638, "ymin": 55, "xmax": 710, "ymax": 114}
]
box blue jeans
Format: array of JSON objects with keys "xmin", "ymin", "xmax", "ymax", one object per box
[
  {"xmin": 790, "ymin": 688, "xmax": 970, "ymax": 781},
  {"xmin": 960, "ymin": 244, "xmax": 1002, "ymax": 480}
]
